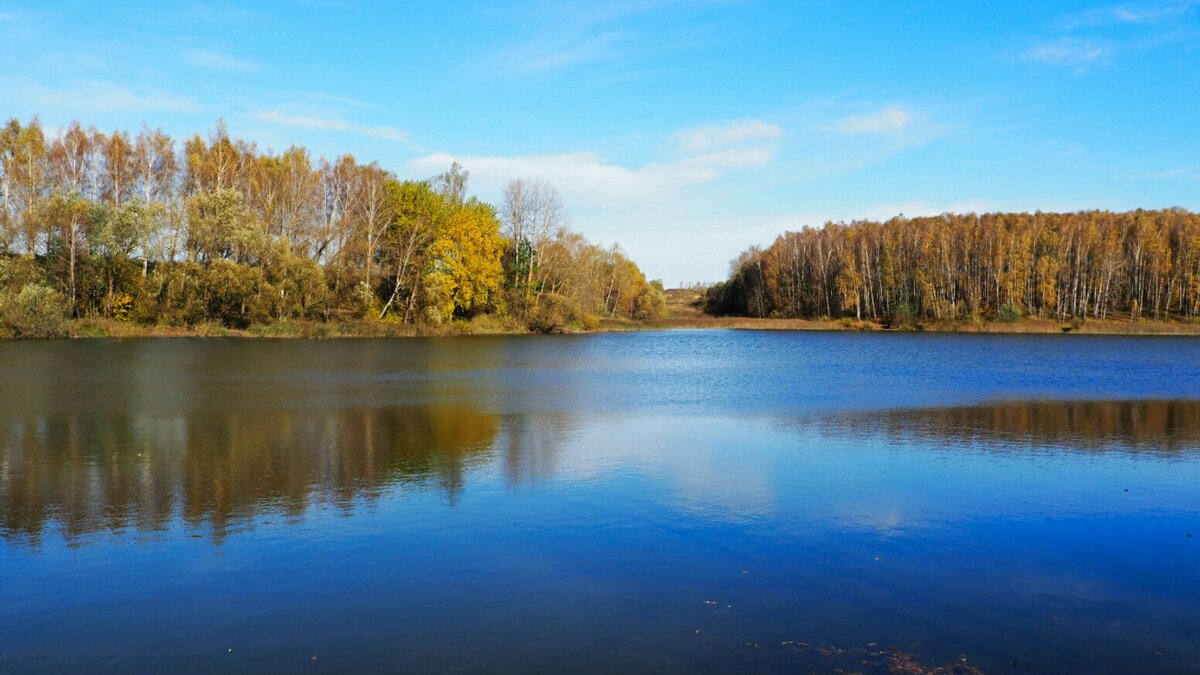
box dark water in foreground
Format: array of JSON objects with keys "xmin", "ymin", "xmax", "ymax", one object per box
[{"xmin": 2, "ymin": 331, "xmax": 1199, "ymax": 674}]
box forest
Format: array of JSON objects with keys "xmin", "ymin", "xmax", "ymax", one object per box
[
  {"xmin": 706, "ymin": 209, "xmax": 1200, "ymax": 327},
  {"xmin": 0, "ymin": 117, "xmax": 665, "ymax": 337}
]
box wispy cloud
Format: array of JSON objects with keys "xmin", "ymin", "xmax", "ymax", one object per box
[
  {"xmin": 1021, "ymin": 38, "xmax": 1110, "ymax": 71},
  {"xmin": 673, "ymin": 119, "xmax": 782, "ymax": 152},
  {"xmin": 181, "ymin": 2, "xmax": 265, "ymax": 24},
  {"xmin": 832, "ymin": 105, "xmax": 913, "ymax": 134},
  {"xmin": 1125, "ymin": 166, "xmax": 1200, "ymax": 181},
  {"xmin": 252, "ymin": 111, "xmax": 408, "ymax": 142},
  {"xmin": 184, "ymin": 48, "xmax": 261, "ymax": 73},
  {"xmin": 770, "ymin": 100, "xmax": 955, "ymax": 181},
  {"xmin": 1068, "ymin": 0, "xmax": 1199, "ymax": 27},
  {"xmin": 488, "ymin": 0, "xmax": 719, "ymax": 75},
  {"xmin": 519, "ymin": 30, "xmax": 631, "ymax": 71},
  {"xmin": 1029, "ymin": 1, "xmax": 1195, "ymax": 72},
  {"xmin": 1, "ymin": 76, "xmax": 200, "ymax": 113},
  {"xmin": 291, "ymin": 91, "xmax": 382, "ymax": 111}
]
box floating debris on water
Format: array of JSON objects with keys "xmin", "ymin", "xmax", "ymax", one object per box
[{"xmin": 763, "ymin": 640, "xmax": 988, "ymax": 674}]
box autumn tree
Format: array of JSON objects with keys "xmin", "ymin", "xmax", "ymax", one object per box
[
  {"xmin": 0, "ymin": 116, "xmax": 696, "ymax": 332},
  {"xmin": 712, "ymin": 209, "xmax": 1200, "ymax": 325}
]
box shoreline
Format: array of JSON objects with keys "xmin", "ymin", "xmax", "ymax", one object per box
[
  {"xmin": 18, "ymin": 314, "xmax": 1200, "ymax": 339},
  {"xmin": 8, "ymin": 290, "xmax": 1200, "ymax": 340},
  {"xmin": 637, "ymin": 316, "xmax": 1200, "ymax": 336}
]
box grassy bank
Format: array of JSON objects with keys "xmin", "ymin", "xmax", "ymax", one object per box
[
  {"xmin": 31, "ymin": 288, "xmax": 1200, "ymax": 338},
  {"xmin": 64, "ymin": 315, "xmax": 531, "ymax": 339},
  {"xmin": 652, "ymin": 289, "xmax": 1200, "ymax": 336}
]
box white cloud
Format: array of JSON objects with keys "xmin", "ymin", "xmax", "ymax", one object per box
[
  {"xmin": 409, "ymin": 137, "xmax": 774, "ymax": 206},
  {"xmin": 783, "ymin": 101, "xmax": 952, "ymax": 179},
  {"xmin": 184, "ymin": 48, "xmax": 261, "ymax": 73},
  {"xmin": 676, "ymin": 147, "xmax": 773, "ymax": 175},
  {"xmin": 833, "ymin": 105, "xmax": 913, "ymax": 134},
  {"xmin": 406, "ymin": 105, "xmax": 961, "ymax": 282},
  {"xmin": 410, "ymin": 151, "xmax": 667, "ymax": 204},
  {"xmin": 673, "ymin": 119, "xmax": 782, "ymax": 152},
  {"xmin": 409, "ymin": 115, "xmax": 778, "ymax": 206},
  {"xmin": 252, "ymin": 111, "xmax": 408, "ymax": 142},
  {"xmin": 0, "ymin": 77, "xmax": 199, "ymax": 113},
  {"xmin": 1021, "ymin": 38, "xmax": 1110, "ymax": 70}
]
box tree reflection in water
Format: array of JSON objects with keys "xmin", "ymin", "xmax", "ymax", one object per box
[
  {"xmin": 5, "ymin": 399, "xmax": 1196, "ymax": 546},
  {"xmin": 834, "ymin": 399, "xmax": 1200, "ymax": 453},
  {"xmin": 0, "ymin": 405, "xmax": 575, "ymax": 545}
]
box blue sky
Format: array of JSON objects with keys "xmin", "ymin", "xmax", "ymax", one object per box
[{"xmin": 1, "ymin": 1, "xmax": 1198, "ymax": 283}]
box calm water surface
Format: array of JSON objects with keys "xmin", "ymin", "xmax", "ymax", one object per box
[{"xmin": 2, "ymin": 331, "xmax": 1199, "ymax": 673}]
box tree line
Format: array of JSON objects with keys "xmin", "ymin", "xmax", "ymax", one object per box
[
  {"xmin": 707, "ymin": 209, "xmax": 1200, "ymax": 325},
  {"xmin": 0, "ymin": 117, "xmax": 665, "ymax": 336}
]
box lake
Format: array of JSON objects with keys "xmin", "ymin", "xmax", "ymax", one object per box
[{"xmin": 2, "ymin": 331, "xmax": 1199, "ymax": 673}]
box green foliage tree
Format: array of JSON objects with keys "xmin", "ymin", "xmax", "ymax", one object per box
[
  {"xmin": 90, "ymin": 200, "xmax": 153, "ymax": 316},
  {"xmin": 187, "ymin": 188, "xmax": 262, "ymax": 264}
]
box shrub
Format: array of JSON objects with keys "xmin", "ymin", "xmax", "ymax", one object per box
[
  {"xmin": 996, "ymin": 302, "xmax": 1022, "ymax": 323},
  {"xmin": 527, "ymin": 292, "xmax": 586, "ymax": 334},
  {"xmin": 0, "ymin": 255, "xmax": 44, "ymax": 290},
  {"xmin": 885, "ymin": 301, "xmax": 917, "ymax": 329},
  {"xmin": 631, "ymin": 281, "xmax": 667, "ymax": 321},
  {"xmin": 202, "ymin": 259, "xmax": 267, "ymax": 327},
  {"xmin": 0, "ymin": 284, "xmax": 68, "ymax": 338},
  {"xmin": 136, "ymin": 264, "xmax": 206, "ymax": 326},
  {"xmin": 702, "ymin": 280, "xmax": 747, "ymax": 316},
  {"xmin": 112, "ymin": 293, "xmax": 134, "ymax": 321}
]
